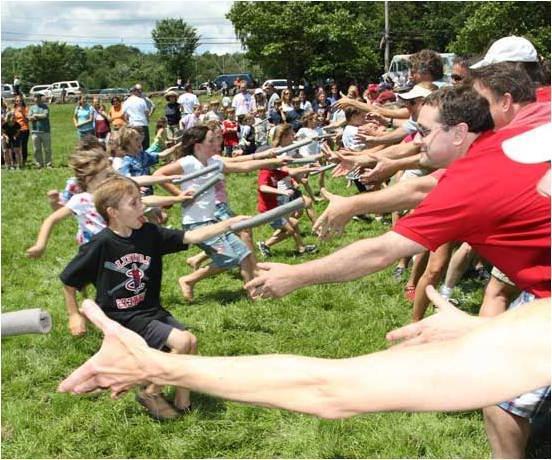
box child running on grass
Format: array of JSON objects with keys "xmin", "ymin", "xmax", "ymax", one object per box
[
  {"xmin": 60, "ymin": 175, "xmax": 247, "ymax": 421},
  {"xmin": 27, "ymin": 147, "xmax": 190, "ymax": 260},
  {"xmin": 153, "ymin": 125, "xmax": 285, "ymax": 302}
]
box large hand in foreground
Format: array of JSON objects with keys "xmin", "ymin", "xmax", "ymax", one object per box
[
  {"xmin": 312, "ymin": 188, "xmax": 353, "ymax": 240},
  {"xmin": 245, "ymin": 262, "xmax": 300, "ymax": 299},
  {"xmin": 58, "ymin": 300, "xmax": 162, "ymax": 398},
  {"xmin": 386, "ymin": 286, "xmax": 484, "ymax": 347}
]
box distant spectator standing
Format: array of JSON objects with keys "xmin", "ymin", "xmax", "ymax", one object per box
[
  {"xmin": 73, "ymin": 95, "xmax": 95, "ymax": 139},
  {"xmin": 2, "ymin": 111, "xmax": 22, "ymax": 169},
  {"xmin": 60, "ymin": 87, "xmax": 67, "ymax": 104},
  {"xmin": 136, "ymin": 84, "xmax": 155, "ymax": 119},
  {"xmin": 327, "ymin": 83, "xmax": 340, "ymax": 105},
  {"xmin": 222, "ymin": 107, "xmax": 239, "ymax": 156},
  {"xmin": 13, "ymin": 75, "xmax": 21, "ymax": 96},
  {"xmin": 108, "ymin": 96, "xmax": 126, "ymax": 131},
  {"xmin": 177, "ymin": 83, "xmax": 199, "ymax": 115},
  {"xmin": 123, "ymin": 85, "xmax": 150, "ymax": 150},
  {"xmin": 179, "ymin": 104, "xmax": 201, "ymax": 130},
  {"xmin": 92, "ymin": 97, "xmax": 110, "ymax": 143},
  {"xmin": 299, "ymin": 89, "xmax": 312, "ymax": 113},
  {"xmin": 232, "ymin": 81, "xmax": 257, "ymax": 116},
  {"xmin": 254, "ymin": 88, "xmax": 267, "ymax": 111},
  {"xmin": 164, "ymin": 90, "xmax": 181, "ymax": 146},
  {"xmin": 176, "ymin": 76, "xmax": 183, "ymax": 90},
  {"xmin": 28, "ymin": 94, "xmax": 52, "ymax": 168},
  {"xmin": 204, "ymin": 100, "xmax": 222, "ymax": 122},
  {"xmin": 221, "ymin": 80, "xmax": 229, "ymax": 97},
  {"xmin": 13, "ymin": 94, "xmax": 29, "ymax": 165},
  {"xmin": 265, "ymin": 83, "xmax": 280, "ymax": 112}
]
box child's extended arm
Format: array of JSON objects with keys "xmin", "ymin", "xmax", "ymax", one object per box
[
  {"xmin": 223, "ymin": 158, "xmax": 286, "ymax": 173},
  {"xmin": 26, "ymin": 206, "xmax": 73, "ymax": 258},
  {"xmin": 259, "ymin": 185, "xmax": 290, "ymax": 196},
  {"xmin": 141, "ymin": 190, "xmax": 194, "ymax": 208},
  {"xmin": 153, "ymin": 161, "xmax": 185, "ymax": 196},
  {"xmin": 131, "ymin": 174, "xmax": 184, "ymax": 187},
  {"xmin": 157, "ymin": 142, "xmax": 182, "ymax": 161},
  {"xmin": 183, "ymin": 216, "xmax": 248, "ymax": 244},
  {"xmin": 62, "ymin": 285, "xmax": 87, "ymax": 336}
]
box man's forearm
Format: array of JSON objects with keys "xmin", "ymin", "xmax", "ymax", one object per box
[
  {"xmin": 148, "ymin": 299, "xmax": 550, "ymax": 418},
  {"xmin": 371, "ymin": 142, "xmax": 419, "ymax": 161},
  {"xmin": 345, "ymin": 174, "xmax": 436, "ymax": 216}
]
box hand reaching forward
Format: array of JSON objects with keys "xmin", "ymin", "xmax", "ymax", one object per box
[
  {"xmin": 386, "ymin": 286, "xmax": 484, "ymax": 348},
  {"xmin": 58, "ymin": 300, "xmax": 163, "ymax": 398}
]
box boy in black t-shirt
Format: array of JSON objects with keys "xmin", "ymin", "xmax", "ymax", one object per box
[{"xmin": 60, "ymin": 176, "xmax": 246, "ymax": 421}]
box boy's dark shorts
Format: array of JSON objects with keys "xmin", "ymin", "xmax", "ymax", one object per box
[{"xmin": 141, "ymin": 315, "xmax": 187, "ymax": 351}]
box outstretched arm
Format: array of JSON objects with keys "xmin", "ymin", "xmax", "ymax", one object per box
[
  {"xmin": 244, "ymin": 231, "xmax": 426, "ymax": 298},
  {"xmin": 59, "ymin": 297, "xmax": 550, "ymax": 417},
  {"xmin": 26, "ymin": 206, "xmax": 73, "ymax": 258}
]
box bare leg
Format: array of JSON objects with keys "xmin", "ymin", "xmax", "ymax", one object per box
[
  {"xmin": 412, "ymin": 243, "xmax": 453, "ymax": 321},
  {"xmin": 483, "ymin": 405, "xmax": 530, "ymax": 458},
  {"xmin": 178, "ymin": 265, "xmax": 225, "ymax": 301},
  {"xmin": 265, "ymin": 228, "xmax": 290, "ymax": 248},
  {"xmin": 14, "ymin": 147, "xmax": 23, "ymax": 168},
  {"xmin": 4, "ymin": 147, "xmax": 13, "ymax": 168},
  {"xmin": 186, "ymin": 252, "xmax": 209, "ymax": 270},
  {"xmin": 441, "ymin": 242, "xmax": 475, "ymax": 296},
  {"xmin": 239, "ymin": 253, "xmax": 256, "ymax": 284},
  {"xmin": 302, "ymin": 196, "xmax": 317, "ymax": 225},
  {"xmin": 166, "ymin": 329, "xmax": 197, "ymax": 410},
  {"xmin": 405, "ymin": 250, "xmax": 429, "ymax": 290}
]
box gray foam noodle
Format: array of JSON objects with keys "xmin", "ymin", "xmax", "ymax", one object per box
[
  {"xmin": 230, "ymin": 198, "xmax": 305, "ymax": 232},
  {"xmin": 172, "ymin": 163, "xmax": 222, "ymax": 184},
  {"xmin": 1, "ymin": 309, "xmax": 52, "ymax": 337}
]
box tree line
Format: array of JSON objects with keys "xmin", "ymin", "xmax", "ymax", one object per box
[{"xmin": 2, "ymin": 2, "xmax": 550, "ymax": 91}]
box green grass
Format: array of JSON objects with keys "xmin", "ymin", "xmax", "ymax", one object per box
[{"xmin": 1, "ymin": 100, "xmax": 488, "ymax": 458}]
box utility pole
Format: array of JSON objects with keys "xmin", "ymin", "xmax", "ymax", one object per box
[{"xmin": 384, "ymin": 0, "xmax": 390, "ymax": 71}]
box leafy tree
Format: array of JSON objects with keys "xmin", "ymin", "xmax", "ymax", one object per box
[
  {"xmin": 151, "ymin": 18, "xmax": 199, "ymax": 81},
  {"xmin": 449, "ymin": 1, "xmax": 550, "ymax": 58}
]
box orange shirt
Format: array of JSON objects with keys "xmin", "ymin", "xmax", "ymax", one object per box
[
  {"xmin": 13, "ymin": 106, "xmax": 29, "ymax": 131},
  {"xmin": 109, "ymin": 106, "xmax": 126, "ymax": 129}
]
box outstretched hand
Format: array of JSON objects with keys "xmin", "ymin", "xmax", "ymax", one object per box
[
  {"xmin": 58, "ymin": 300, "xmax": 162, "ymax": 398},
  {"xmin": 385, "ymin": 286, "xmax": 483, "ymax": 348},
  {"xmin": 245, "ymin": 262, "xmax": 300, "ymax": 299},
  {"xmin": 312, "ymin": 188, "xmax": 353, "ymax": 240}
]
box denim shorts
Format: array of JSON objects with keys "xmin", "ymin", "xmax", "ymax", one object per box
[
  {"xmin": 214, "ymin": 202, "xmax": 235, "ymax": 221},
  {"xmin": 498, "ymin": 291, "xmax": 551, "ymax": 420},
  {"xmin": 183, "ymin": 220, "xmax": 250, "ymax": 269}
]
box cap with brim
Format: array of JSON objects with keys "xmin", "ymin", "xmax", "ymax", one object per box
[
  {"xmin": 165, "ymin": 90, "xmax": 178, "ymax": 100},
  {"xmin": 470, "ymin": 36, "xmax": 538, "ymax": 69},
  {"xmin": 398, "ymin": 84, "xmax": 432, "ymax": 100},
  {"xmin": 254, "ymin": 88, "xmax": 264, "ymax": 95},
  {"xmin": 502, "ymin": 123, "xmax": 551, "ymax": 164}
]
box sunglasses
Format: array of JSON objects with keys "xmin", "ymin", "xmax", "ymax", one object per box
[{"xmin": 451, "ymin": 74, "xmax": 464, "ymax": 82}]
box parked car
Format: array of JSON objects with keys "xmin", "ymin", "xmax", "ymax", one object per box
[
  {"xmin": 99, "ymin": 88, "xmax": 129, "ymax": 97},
  {"xmin": 213, "ymin": 73, "xmax": 255, "ymax": 90},
  {"xmin": 2, "ymin": 83, "xmax": 15, "ymax": 98},
  {"xmin": 50, "ymin": 80, "xmax": 84, "ymax": 98},
  {"xmin": 262, "ymin": 79, "xmax": 305, "ymax": 92},
  {"xmin": 30, "ymin": 84, "xmax": 53, "ymax": 98},
  {"xmin": 164, "ymin": 86, "xmax": 186, "ymax": 94}
]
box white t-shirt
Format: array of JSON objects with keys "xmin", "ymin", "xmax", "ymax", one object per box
[
  {"xmin": 300, "ymin": 100, "xmax": 313, "ymax": 113},
  {"xmin": 179, "ymin": 155, "xmax": 224, "ymax": 225},
  {"xmin": 65, "ymin": 192, "xmax": 106, "ymax": 245},
  {"xmin": 296, "ymin": 127, "xmax": 323, "ymax": 157},
  {"xmin": 342, "ymin": 125, "xmax": 366, "ymax": 151},
  {"xmin": 331, "ymin": 109, "xmax": 346, "ymax": 124},
  {"xmin": 177, "ymin": 92, "xmax": 199, "ymax": 115},
  {"xmin": 232, "ymin": 92, "xmax": 256, "ymax": 116},
  {"xmin": 221, "ymin": 96, "xmax": 232, "ymax": 108},
  {"xmin": 122, "ymin": 95, "xmax": 149, "ymax": 127}
]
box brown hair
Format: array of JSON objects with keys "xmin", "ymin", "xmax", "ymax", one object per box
[
  {"xmin": 344, "ymin": 107, "xmax": 363, "ymax": 122},
  {"xmin": 272, "ymin": 124, "xmax": 294, "ymax": 147},
  {"xmin": 68, "ymin": 147, "xmax": 111, "ymax": 191},
  {"xmin": 423, "ymin": 85, "xmax": 494, "ymax": 133},
  {"xmin": 179, "ymin": 125, "xmax": 209, "ymax": 157},
  {"xmin": 300, "ymin": 111, "xmax": 317, "ymax": 124},
  {"xmin": 410, "ymin": 49, "xmax": 444, "ymax": 81},
  {"xmin": 94, "ymin": 175, "xmax": 141, "ymax": 223},
  {"xmin": 469, "ymin": 62, "xmax": 536, "ymax": 104}
]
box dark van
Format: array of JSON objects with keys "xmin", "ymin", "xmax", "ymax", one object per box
[{"xmin": 213, "ymin": 73, "xmax": 255, "ymax": 89}]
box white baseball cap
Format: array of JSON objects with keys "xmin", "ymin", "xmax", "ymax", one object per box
[
  {"xmin": 397, "ymin": 84, "xmax": 433, "ymax": 100},
  {"xmin": 470, "ymin": 36, "xmax": 538, "ymax": 69},
  {"xmin": 254, "ymin": 88, "xmax": 264, "ymax": 95},
  {"xmin": 502, "ymin": 123, "xmax": 551, "ymax": 164}
]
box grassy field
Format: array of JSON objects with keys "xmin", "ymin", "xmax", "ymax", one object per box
[{"xmin": 1, "ymin": 99, "xmax": 489, "ymax": 458}]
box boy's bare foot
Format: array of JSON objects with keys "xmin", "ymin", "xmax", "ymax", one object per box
[{"xmin": 178, "ymin": 277, "xmax": 194, "ymax": 302}]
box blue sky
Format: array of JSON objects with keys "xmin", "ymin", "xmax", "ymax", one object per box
[{"xmin": 1, "ymin": 0, "xmax": 243, "ymax": 54}]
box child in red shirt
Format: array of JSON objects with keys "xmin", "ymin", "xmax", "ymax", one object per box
[{"xmin": 222, "ymin": 107, "xmax": 239, "ymax": 156}]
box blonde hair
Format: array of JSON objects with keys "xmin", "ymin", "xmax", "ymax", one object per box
[
  {"xmin": 115, "ymin": 126, "xmax": 142, "ymax": 153},
  {"xmin": 68, "ymin": 148, "xmax": 111, "ymax": 191},
  {"xmin": 272, "ymin": 124, "xmax": 294, "ymax": 147},
  {"xmin": 94, "ymin": 175, "xmax": 141, "ymax": 223}
]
